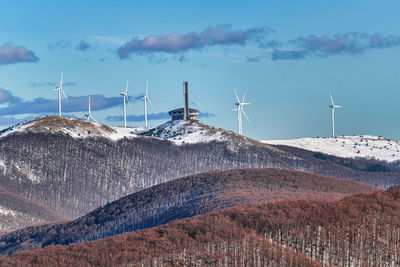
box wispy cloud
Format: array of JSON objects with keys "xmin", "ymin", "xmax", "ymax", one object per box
[
  {"xmin": 75, "ymin": 40, "xmax": 92, "ymax": 51},
  {"xmin": 106, "ymin": 112, "xmax": 215, "ymax": 122},
  {"xmin": 272, "ymin": 32, "xmax": 400, "ymax": 60},
  {"xmin": 0, "ymin": 88, "xmax": 142, "ymax": 116},
  {"xmin": 0, "ymin": 88, "xmax": 22, "ymax": 104},
  {"xmin": 0, "ymin": 115, "xmax": 35, "ymax": 127},
  {"xmin": 117, "ymin": 25, "xmax": 272, "ymax": 59},
  {"xmin": 246, "ymin": 56, "xmax": 261, "ymax": 62},
  {"xmin": 0, "ymin": 43, "xmax": 39, "ymax": 66},
  {"xmin": 28, "ymin": 82, "xmax": 77, "ymax": 88},
  {"xmin": 47, "ymin": 39, "xmax": 71, "ymax": 50}
]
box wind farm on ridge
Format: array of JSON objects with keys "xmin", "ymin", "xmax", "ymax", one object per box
[{"xmin": 52, "ymin": 71, "xmax": 345, "ymax": 138}]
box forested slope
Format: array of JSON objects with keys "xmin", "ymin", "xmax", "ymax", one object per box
[
  {"xmin": 0, "ymin": 186, "xmax": 64, "ymax": 231},
  {"xmin": 0, "ymin": 168, "xmax": 377, "ymax": 256},
  {"xmin": 0, "ymin": 116, "xmax": 399, "ymax": 230},
  {"xmin": 1, "ymin": 186, "xmax": 398, "ymax": 266}
]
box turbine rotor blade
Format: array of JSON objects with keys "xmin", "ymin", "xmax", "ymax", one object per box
[
  {"xmin": 147, "ymin": 97, "xmax": 154, "ymax": 108},
  {"xmin": 126, "ymin": 95, "xmax": 133, "ymax": 112},
  {"xmin": 329, "ymin": 92, "xmax": 334, "ymax": 106},
  {"xmin": 60, "ymin": 72, "xmax": 63, "ymax": 88},
  {"xmin": 61, "ymin": 89, "xmax": 68, "ymax": 102},
  {"xmin": 242, "ymin": 109, "xmax": 250, "ymax": 121},
  {"xmin": 242, "ymin": 93, "xmax": 246, "ymax": 103},
  {"xmin": 233, "ymin": 89, "xmax": 240, "ymax": 103}
]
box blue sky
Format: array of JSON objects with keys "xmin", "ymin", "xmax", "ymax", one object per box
[{"xmin": 1, "ymin": 0, "xmax": 400, "ymax": 140}]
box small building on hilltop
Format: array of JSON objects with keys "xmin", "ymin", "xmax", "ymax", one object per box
[
  {"xmin": 168, "ymin": 108, "xmax": 200, "ymax": 120},
  {"xmin": 169, "ymin": 81, "xmax": 200, "ymax": 120}
]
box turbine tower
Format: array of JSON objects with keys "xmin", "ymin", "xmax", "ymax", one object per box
[
  {"xmin": 84, "ymin": 96, "xmax": 97, "ymax": 122},
  {"xmin": 53, "ymin": 72, "xmax": 68, "ymax": 117},
  {"xmin": 142, "ymin": 80, "xmax": 153, "ymax": 128},
  {"xmin": 233, "ymin": 89, "xmax": 250, "ymax": 135},
  {"xmin": 329, "ymin": 92, "xmax": 342, "ymax": 137},
  {"xmin": 120, "ymin": 81, "xmax": 132, "ymax": 128}
]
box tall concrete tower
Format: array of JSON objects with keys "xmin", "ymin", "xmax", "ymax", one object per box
[{"xmin": 183, "ymin": 81, "xmax": 189, "ymax": 120}]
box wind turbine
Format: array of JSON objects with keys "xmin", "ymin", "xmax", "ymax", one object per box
[
  {"xmin": 142, "ymin": 80, "xmax": 153, "ymax": 128},
  {"xmin": 120, "ymin": 81, "xmax": 132, "ymax": 128},
  {"xmin": 84, "ymin": 96, "xmax": 97, "ymax": 122},
  {"xmin": 233, "ymin": 89, "xmax": 250, "ymax": 135},
  {"xmin": 329, "ymin": 92, "xmax": 342, "ymax": 137},
  {"xmin": 53, "ymin": 72, "xmax": 68, "ymax": 117}
]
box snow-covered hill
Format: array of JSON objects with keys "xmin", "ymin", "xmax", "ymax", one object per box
[
  {"xmin": 0, "ymin": 116, "xmax": 147, "ymax": 141},
  {"xmin": 261, "ymin": 135, "xmax": 400, "ymax": 163},
  {"xmin": 1, "ymin": 116, "xmax": 247, "ymax": 146},
  {"xmin": 138, "ymin": 119, "xmax": 234, "ymax": 145}
]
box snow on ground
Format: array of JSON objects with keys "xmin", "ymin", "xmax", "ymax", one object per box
[
  {"xmin": 0, "ymin": 116, "xmax": 148, "ymax": 141},
  {"xmin": 0, "ymin": 116, "xmax": 241, "ymax": 145},
  {"xmin": 0, "ymin": 160, "xmax": 6, "ymax": 173},
  {"xmin": 0, "ymin": 121, "xmax": 35, "ymax": 138},
  {"xmin": 0, "ymin": 206, "xmax": 16, "ymax": 216},
  {"xmin": 107, "ymin": 126, "xmax": 147, "ymax": 141},
  {"xmin": 261, "ymin": 135, "xmax": 400, "ymax": 163},
  {"xmin": 141, "ymin": 119, "xmax": 230, "ymax": 145}
]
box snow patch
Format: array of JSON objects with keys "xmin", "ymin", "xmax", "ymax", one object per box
[
  {"xmin": 0, "ymin": 206, "xmax": 16, "ymax": 216},
  {"xmin": 261, "ymin": 135, "xmax": 400, "ymax": 163},
  {"xmin": 140, "ymin": 120, "xmax": 229, "ymax": 145},
  {"xmin": 0, "ymin": 117, "xmax": 148, "ymax": 141},
  {"xmin": 0, "ymin": 121, "xmax": 35, "ymax": 138},
  {"xmin": 0, "ymin": 159, "xmax": 6, "ymax": 170},
  {"xmin": 13, "ymin": 163, "xmax": 41, "ymax": 183}
]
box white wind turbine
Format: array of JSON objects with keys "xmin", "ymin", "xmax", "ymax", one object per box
[
  {"xmin": 142, "ymin": 80, "xmax": 153, "ymax": 128},
  {"xmin": 53, "ymin": 72, "xmax": 68, "ymax": 117},
  {"xmin": 84, "ymin": 96, "xmax": 97, "ymax": 122},
  {"xmin": 329, "ymin": 92, "xmax": 342, "ymax": 138},
  {"xmin": 233, "ymin": 89, "xmax": 250, "ymax": 135},
  {"xmin": 120, "ymin": 81, "xmax": 132, "ymax": 128}
]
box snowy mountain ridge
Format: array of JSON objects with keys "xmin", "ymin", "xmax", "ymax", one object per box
[
  {"xmin": 138, "ymin": 119, "xmax": 238, "ymax": 145},
  {"xmin": 1, "ymin": 116, "xmax": 251, "ymax": 146},
  {"xmin": 0, "ymin": 116, "xmax": 148, "ymax": 141},
  {"xmin": 261, "ymin": 135, "xmax": 400, "ymax": 163}
]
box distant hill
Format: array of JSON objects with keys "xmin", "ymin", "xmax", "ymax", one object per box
[
  {"xmin": 1, "ymin": 116, "xmax": 146, "ymax": 140},
  {"xmin": 262, "ymin": 135, "xmax": 400, "ymax": 163},
  {"xmin": 0, "ymin": 116, "xmax": 399, "ymax": 231},
  {"xmin": 0, "ymin": 168, "xmax": 377, "ymax": 257},
  {"xmin": 0, "ymin": 186, "xmax": 64, "ymax": 231},
  {"xmin": 1, "ymin": 185, "xmax": 398, "ymax": 266}
]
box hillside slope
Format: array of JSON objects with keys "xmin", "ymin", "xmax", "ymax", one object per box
[
  {"xmin": 0, "ymin": 168, "xmax": 377, "ymax": 256},
  {"xmin": 1, "ymin": 186, "xmax": 398, "ymax": 266},
  {"xmin": 0, "ymin": 116, "xmax": 399, "ymax": 231},
  {"xmin": 0, "ymin": 186, "xmax": 64, "ymax": 232},
  {"xmin": 1, "ymin": 116, "xmax": 146, "ymax": 140},
  {"xmin": 0, "ymin": 117, "xmax": 295, "ymax": 220},
  {"xmin": 262, "ymin": 135, "xmax": 400, "ymax": 163}
]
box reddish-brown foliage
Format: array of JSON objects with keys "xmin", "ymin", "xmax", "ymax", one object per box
[
  {"xmin": 1, "ymin": 185, "xmax": 399, "ymax": 266},
  {"xmin": 0, "ymin": 168, "xmax": 377, "ymax": 256}
]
